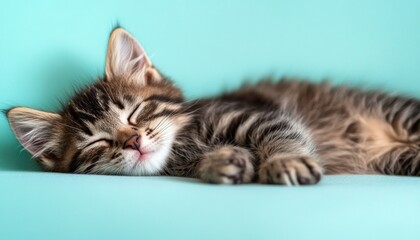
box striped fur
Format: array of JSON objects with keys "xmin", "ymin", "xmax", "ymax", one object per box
[{"xmin": 6, "ymin": 28, "xmax": 420, "ymax": 185}]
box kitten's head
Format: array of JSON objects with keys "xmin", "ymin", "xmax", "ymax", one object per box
[{"xmin": 6, "ymin": 28, "xmax": 191, "ymax": 175}]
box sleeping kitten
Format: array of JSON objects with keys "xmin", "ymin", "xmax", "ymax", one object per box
[{"xmin": 6, "ymin": 28, "xmax": 420, "ymax": 185}]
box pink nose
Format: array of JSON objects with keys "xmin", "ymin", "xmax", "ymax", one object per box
[{"xmin": 123, "ymin": 135, "xmax": 140, "ymax": 150}]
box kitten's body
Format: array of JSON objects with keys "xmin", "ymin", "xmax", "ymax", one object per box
[
  {"xmin": 6, "ymin": 28, "xmax": 420, "ymax": 185},
  {"xmin": 168, "ymin": 80, "xmax": 420, "ymax": 180}
]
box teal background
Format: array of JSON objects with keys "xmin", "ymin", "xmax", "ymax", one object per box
[
  {"xmin": 2, "ymin": 0, "xmax": 420, "ymax": 170},
  {"xmin": 1, "ymin": 1, "xmax": 420, "ymax": 240}
]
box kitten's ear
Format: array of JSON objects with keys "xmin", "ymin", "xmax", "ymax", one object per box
[
  {"xmin": 6, "ymin": 107, "xmax": 62, "ymax": 170},
  {"xmin": 105, "ymin": 28, "xmax": 162, "ymax": 84}
]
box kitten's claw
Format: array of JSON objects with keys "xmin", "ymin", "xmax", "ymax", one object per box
[
  {"xmin": 258, "ymin": 156, "xmax": 322, "ymax": 185},
  {"xmin": 199, "ymin": 146, "xmax": 254, "ymax": 184}
]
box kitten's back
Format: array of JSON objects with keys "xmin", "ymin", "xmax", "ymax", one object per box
[{"xmin": 215, "ymin": 79, "xmax": 418, "ymax": 174}]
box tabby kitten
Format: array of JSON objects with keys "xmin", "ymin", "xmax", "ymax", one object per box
[{"xmin": 6, "ymin": 28, "xmax": 420, "ymax": 185}]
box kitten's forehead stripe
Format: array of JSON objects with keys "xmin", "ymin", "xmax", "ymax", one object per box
[
  {"xmin": 114, "ymin": 99, "xmax": 125, "ymax": 109},
  {"xmin": 144, "ymin": 94, "xmax": 183, "ymax": 103},
  {"xmin": 67, "ymin": 106, "xmax": 93, "ymax": 136},
  {"xmin": 124, "ymin": 95, "xmax": 135, "ymax": 103}
]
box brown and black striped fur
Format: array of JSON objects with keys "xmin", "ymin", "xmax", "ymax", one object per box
[{"xmin": 6, "ymin": 28, "xmax": 420, "ymax": 185}]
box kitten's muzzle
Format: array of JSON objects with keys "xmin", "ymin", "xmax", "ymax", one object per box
[{"xmin": 123, "ymin": 134, "xmax": 140, "ymax": 150}]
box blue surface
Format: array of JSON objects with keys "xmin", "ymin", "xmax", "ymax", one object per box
[
  {"xmin": 1, "ymin": 174, "xmax": 419, "ymax": 240},
  {"xmin": 1, "ymin": 1, "xmax": 420, "ymax": 240}
]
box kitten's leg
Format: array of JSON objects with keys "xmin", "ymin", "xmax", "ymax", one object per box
[
  {"xmin": 370, "ymin": 147, "xmax": 420, "ymax": 176},
  {"xmin": 365, "ymin": 95, "xmax": 420, "ymax": 176},
  {"xmin": 250, "ymin": 117, "xmax": 323, "ymax": 185},
  {"xmin": 198, "ymin": 145, "xmax": 255, "ymax": 184}
]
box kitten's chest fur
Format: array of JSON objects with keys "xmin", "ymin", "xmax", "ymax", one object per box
[{"xmin": 166, "ymin": 80, "xmax": 412, "ymax": 176}]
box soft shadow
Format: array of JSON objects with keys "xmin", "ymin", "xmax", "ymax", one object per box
[{"xmin": 153, "ymin": 176, "xmax": 203, "ymax": 184}]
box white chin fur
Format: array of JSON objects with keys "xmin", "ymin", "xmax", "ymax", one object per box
[{"xmin": 120, "ymin": 136, "xmax": 174, "ymax": 176}]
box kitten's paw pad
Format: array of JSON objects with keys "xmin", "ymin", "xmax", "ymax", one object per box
[
  {"xmin": 199, "ymin": 146, "xmax": 254, "ymax": 184},
  {"xmin": 259, "ymin": 156, "xmax": 322, "ymax": 185}
]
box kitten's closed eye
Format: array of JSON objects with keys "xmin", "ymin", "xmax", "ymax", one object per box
[
  {"xmin": 84, "ymin": 139, "xmax": 113, "ymax": 149},
  {"xmin": 128, "ymin": 103, "xmax": 142, "ymax": 125}
]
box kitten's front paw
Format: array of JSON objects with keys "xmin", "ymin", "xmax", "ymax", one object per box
[
  {"xmin": 258, "ymin": 156, "xmax": 322, "ymax": 186},
  {"xmin": 199, "ymin": 146, "xmax": 254, "ymax": 184}
]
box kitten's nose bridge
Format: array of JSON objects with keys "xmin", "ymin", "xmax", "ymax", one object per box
[
  {"xmin": 116, "ymin": 127, "xmax": 139, "ymax": 148},
  {"xmin": 124, "ymin": 134, "xmax": 140, "ymax": 150}
]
